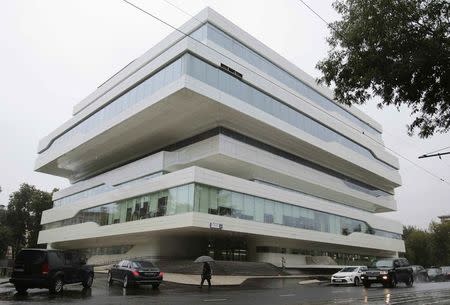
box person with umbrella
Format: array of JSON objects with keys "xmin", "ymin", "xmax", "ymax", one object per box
[{"xmin": 194, "ymin": 255, "xmax": 214, "ymax": 288}]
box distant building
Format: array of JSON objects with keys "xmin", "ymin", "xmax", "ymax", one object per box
[
  {"xmin": 35, "ymin": 8, "xmax": 404, "ymax": 267},
  {"xmin": 438, "ymin": 215, "xmax": 450, "ymax": 223}
]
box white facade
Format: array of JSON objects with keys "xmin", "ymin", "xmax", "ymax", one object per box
[{"xmin": 36, "ymin": 8, "xmax": 404, "ymax": 267}]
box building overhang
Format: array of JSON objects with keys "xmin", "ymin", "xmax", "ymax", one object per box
[
  {"xmin": 39, "ymin": 212, "xmax": 404, "ymax": 255},
  {"xmin": 35, "ymin": 79, "xmax": 401, "ymax": 190}
]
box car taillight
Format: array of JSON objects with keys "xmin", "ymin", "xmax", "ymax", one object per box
[
  {"xmin": 41, "ymin": 262, "xmax": 49, "ymax": 275},
  {"xmin": 159, "ymin": 272, "xmax": 164, "ymax": 277},
  {"xmin": 131, "ymin": 269, "xmax": 140, "ymax": 277}
]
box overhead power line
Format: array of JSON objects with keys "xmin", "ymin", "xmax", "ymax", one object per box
[
  {"xmin": 120, "ymin": 0, "xmax": 450, "ymax": 187},
  {"xmin": 425, "ymin": 145, "xmax": 450, "ymax": 155}
]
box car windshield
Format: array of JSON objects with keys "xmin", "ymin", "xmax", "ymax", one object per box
[
  {"xmin": 132, "ymin": 261, "xmax": 155, "ymax": 269},
  {"xmin": 373, "ymin": 260, "xmax": 394, "ymax": 268},
  {"xmin": 340, "ymin": 267, "xmax": 357, "ymax": 272},
  {"xmin": 16, "ymin": 250, "xmax": 46, "ymax": 264}
]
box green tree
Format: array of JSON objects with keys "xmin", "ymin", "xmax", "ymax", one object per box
[
  {"xmin": 403, "ymin": 225, "xmax": 432, "ymax": 266},
  {"xmin": 429, "ymin": 221, "xmax": 450, "ymax": 266},
  {"xmin": 317, "ymin": 0, "xmax": 450, "ymax": 138},
  {"xmin": 6, "ymin": 184, "xmax": 54, "ymax": 256},
  {"xmin": 0, "ymin": 225, "xmax": 12, "ymax": 258}
]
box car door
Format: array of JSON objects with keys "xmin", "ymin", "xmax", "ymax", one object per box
[
  {"xmin": 112, "ymin": 260, "xmax": 123, "ymax": 280},
  {"xmin": 395, "ymin": 259, "xmax": 406, "ymax": 282},
  {"xmin": 119, "ymin": 260, "xmax": 129, "ymax": 281},
  {"xmin": 63, "ymin": 252, "xmax": 76, "ymax": 283},
  {"xmin": 71, "ymin": 252, "xmax": 84, "ymax": 283}
]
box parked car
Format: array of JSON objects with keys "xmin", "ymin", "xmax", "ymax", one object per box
[
  {"xmin": 411, "ymin": 265, "xmax": 429, "ymax": 282},
  {"xmin": 440, "ymin": 266, "xmax": 450, "ymax": 281},
  {"xmin": 9, "ymin": 248, "xmax": 94, "ymax": 294},
  {"xmin": 361, "ymin": 258, "xmax": 414, "ymax": 288},
  {"xmin": 427, "ymin": 267, "xmax": 445, "ymax": 282},
  {"xmin": 331, "ymin": 266, "xmax": 367, "ymax": 286},
  {"xmin": 108, "ymin": 259, "xmax": 163, "ymax": 288}
]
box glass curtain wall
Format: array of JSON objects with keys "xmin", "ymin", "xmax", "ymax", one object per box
[
  {"xmin": 42, "ymin": 57, "xmax": 184, "ymax": 153},
  {"xmin": 44, "ymin": 183, "xmax": 401, "ymax": 240},
  {"xmin": 184, "ymin": 54, "xmax": 396, "ymax": 171},
  {"xmin": 190, "ymin": 23, "xmax": 382, "ymax": 140}
]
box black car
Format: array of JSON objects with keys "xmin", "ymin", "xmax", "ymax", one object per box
[
  {"xmin": 9, "ymin": 248, "xmax": 94, "ymax": 294},
  {"xmin": 411, "ymin": 265, "xmax": 429, "ymax": 282},
  {"xmin": 108, "ymin": 260, "xmax": 163, "ymax": 288},
  {"xmin": 361, "ymin": 258, "xmax": 414, "ymax": 288}
]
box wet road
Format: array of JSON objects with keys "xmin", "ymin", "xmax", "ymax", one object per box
[{"xmin": 1, "ymin": 274, "xmax": 450, "ymax": 305}]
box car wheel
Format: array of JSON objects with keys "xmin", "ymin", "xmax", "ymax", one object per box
[
  {"xmin": 152, "ymin": 283, "xmax": 160, "ymax": 289},
  {"xmin": 354, "ymin": 277, "xmax": 360, "ymax": 286},
  {"xmin": 123, "ymin": 275, "xmax": 129, "ymax": 288},
  {"xmin": 406, "ymin": 275, "xmax": 414, "ymax": 287},
  {"xmin": 83, "ymin": 273, "xmax": 94, "ymax": 288},
  {"xmin": 363, "ymin": 281, "xmax": 371, "ymax": 288},
  {"xmin": 107, "ymin": 272, "xmax": 113, "ymax": 285},
  {"xmin": 15, "ymin": 285, "xmax": 27, "ymax": 294},
  {"xmin": 50, "ymin": 276, "xmax": 64, "ymax": 294},
  {"xmin": 389, "ymin": 276, "xmax": 397, "ymax": 288}
]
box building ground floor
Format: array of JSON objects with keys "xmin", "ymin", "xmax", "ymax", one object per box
[{"xmin": 45, "ymin": 223, "xmax": 399, "ymax": 268}]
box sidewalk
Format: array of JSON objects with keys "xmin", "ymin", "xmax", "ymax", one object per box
[
  {"xmin": 95, "ymin": 268, "xmax": 328, "ymax": 286},
  {"xmin": 162, "ymin": 273, "xmax": 328, "ymax": 286}
]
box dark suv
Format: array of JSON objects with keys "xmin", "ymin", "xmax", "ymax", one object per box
[
  {"xmin": 361, "ymin": 258, "xmax": 414, "ymax": 288},
  {"xmin": 10, "ymin": 249, "xmax": 94, "ymax": 294}
]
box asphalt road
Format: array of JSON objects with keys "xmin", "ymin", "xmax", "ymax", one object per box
[{"xmin": 1, "ymin": 274, "xmax": 450, "ymax": 305}]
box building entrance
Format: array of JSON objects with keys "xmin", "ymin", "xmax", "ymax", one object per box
[{"xmin": 206, "ymin": 236, "xmax": 248, "ymax": 261}]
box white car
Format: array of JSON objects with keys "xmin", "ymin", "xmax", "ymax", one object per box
[{"xmin": 331, "ymin": 266, "xmax": 367, "ymax": 286}]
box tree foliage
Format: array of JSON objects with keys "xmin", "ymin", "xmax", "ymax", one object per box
[
  {"xmin": 429, "ymin": 221, "xmax": 450, "ymax": 266},
  {"xmin": 5, "ymin": 183, "xmax": 55, "ymax": 257},
  {"xmin": 317, "ymin": 0, "xmax": 450, "ymax": 138},
  {"xmin": 403, "ymin": 222, "xmax": 450, "ymax": 267}
]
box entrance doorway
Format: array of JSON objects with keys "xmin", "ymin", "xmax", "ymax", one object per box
[{"xmin": 206, "ymin": 236, "xmax": 248, "ymax": 261}]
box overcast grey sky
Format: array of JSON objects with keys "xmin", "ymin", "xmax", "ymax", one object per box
[{"xmin": 1, "ymin": 0, "xmax": 449, "ymax": 228}]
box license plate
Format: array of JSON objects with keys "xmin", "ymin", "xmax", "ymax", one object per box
[
  {"xmin": 369, "ymin": 277, "xmax": 377, "ymax": 280},
  {"xmin": 335, "ymin": 279, "xmax": 342, "ymax": 282},
  {"xmin": 14, "ymin": 268, "xmax": 24, "ymax": 272}
]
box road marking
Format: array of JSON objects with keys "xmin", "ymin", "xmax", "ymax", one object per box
[
  {"xmin": 279, "ymin": 294, "xmax": 296, "ymax": 297},
  {"xmin": 203, "ymin": 298, "xmax": 228, "ymax": 302}
]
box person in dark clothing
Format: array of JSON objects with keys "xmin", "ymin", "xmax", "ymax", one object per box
[{"xmin": 199, "ymin": 262, "xmax": 212, "ymax": 288}]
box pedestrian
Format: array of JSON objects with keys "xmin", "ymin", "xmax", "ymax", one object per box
[{"xmin": 199, "ymin": 262, "xmax": 212, "ymax": 288}]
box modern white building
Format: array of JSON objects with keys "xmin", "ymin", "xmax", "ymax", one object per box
[{"xmin": 36, "ymin": 8, "xmax": 404, "ymax": 267}]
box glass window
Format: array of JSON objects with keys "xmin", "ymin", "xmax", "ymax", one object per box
[
  {"xmin": 202, "ymin": 23, "xmax": 381, "ymax": 139},
  {"xmin": 184, "ymin": 54, "xmax": 395, "ymax": 172},
  {"xmin": 43, "ymin": 183, "xmax": 402, "ymax": 240},
  {"xmin": 43, "ymin": 58, "xmax": 184, "ymax": 154}
]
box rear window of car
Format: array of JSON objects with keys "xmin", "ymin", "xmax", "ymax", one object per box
[
  {"xmin": 16, "ymin": 250, "xmax": 46, "ymax": 264},
  {"xmin": 373, "ymin": 260, "xmax": 394, "ymax": 268},
  {"xmin": 441, "ymin": 267, "xmax": 450, "ymax": 273},
  {"xmin": 132, "ymin": 261, "xmax": 154, "ymax": 268},
  {"xmin": 428, "ymin": 269, "xmax": 441, "ymax": 275}
]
